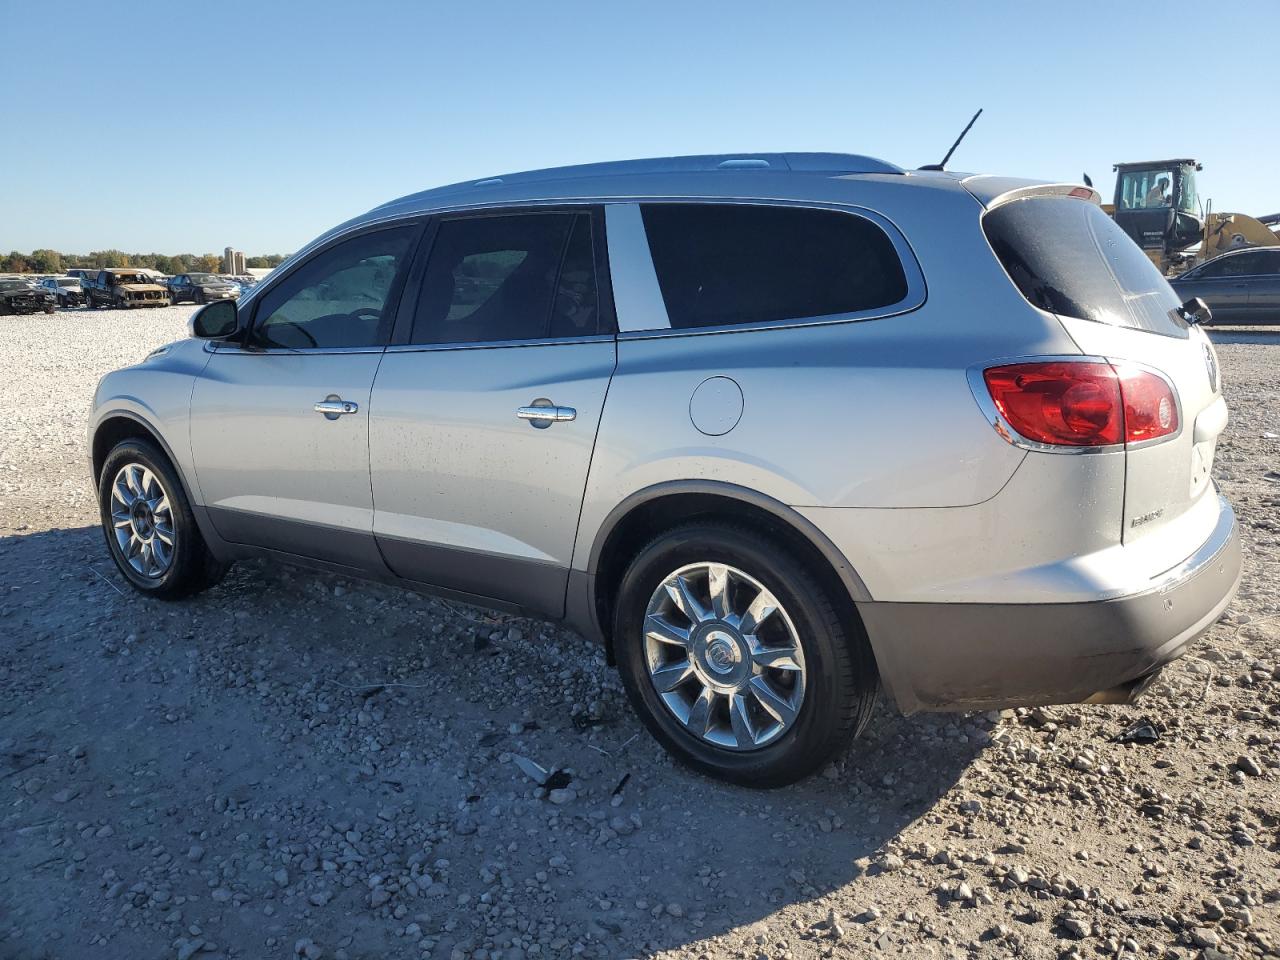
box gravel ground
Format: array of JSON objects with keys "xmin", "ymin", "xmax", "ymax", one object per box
[{"xmin": 1, "ymin": 305, "xmax": 1279, "ymax": 960}]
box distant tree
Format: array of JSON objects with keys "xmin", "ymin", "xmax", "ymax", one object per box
[
  {"xmin": 89, "ymin": 250, "xmax": 130, "ymax": 268},
  {"xmin": 2, "ymin": 251, "xmax": 31, "ymax": 272},
  {"xmin": 28, "ymin": 249, "xmax": 63, "ymax": 273},
  {"xmin": 195, "ymin": 254, "xmax": 221, "ymax": 273}
]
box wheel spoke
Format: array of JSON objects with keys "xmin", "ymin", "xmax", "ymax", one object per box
[
  {"xmin": 739, "ymin": 587, "xmax": 779, "ymax": 636},
  {"xmin": 108, "ymin": 461, "xmax": 176, "ymax": 579},
  {"xmin": 153, "ymin": 523, "xmax": 174, "ymax": 546},
  {"xmin": 113, "ymin": 478, "xmax": 135, "ymax": 508},
  {"xmin": 728, "ymin": 692, "xmax": 756, "ymax": 748},
  {"xmin": 666, "ymin": 574, "xmax": 709, "ymax": 624},
  {"xmin": 707, "ymin": 563, "xmax": 732, "ymax": 620},
  {"xmin": 645, "ymin": 613, "xmax": 690, "ymax": 648},
  {"xmin": 750, "ymin": 676, "xmax": 797, "ymax": 726},
  {"xmin": 650, "ymin": 659, "xmax": 694, "ymax": 692},
  {"xmin": 685, "ymin": 685, "xmax": 714, "ymax": 736},
  {"xmin": 752, "ymin": 646, "xmax": 803, "ymax": 672}
]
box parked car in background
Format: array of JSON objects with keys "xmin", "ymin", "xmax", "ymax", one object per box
[
  {"xmin": 41, "ymin": 276, "xmax": 86, "ymax": 307},
  {"xmin": 167, "ymin": 272, "xmax": 240, "ymax": 305},
  {"xmin": 1171, "ymin": 248, "xmax": 1280, "ymax": 324},
  {"xmin": 84, "ymin": 269, "xmax": 171, "ymax": 309},
  {"xmin": 88, "ymin": 153, "xmax": 1241, "ymax": 785},
  {"xmin": 0, "ymin": 277, "xmax": 56, "ymax": 314}
]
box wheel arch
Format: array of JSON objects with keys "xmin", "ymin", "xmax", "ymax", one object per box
[
  {"xmin": 91, "ymin": 411, "xmax": 187, "ymax": 493},
  {"xmin": 576, "ymin": 481, "xmax": 873, "ymax": 665}
]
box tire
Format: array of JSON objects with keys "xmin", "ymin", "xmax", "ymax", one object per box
[
  {"xmin": 613, "ymin": 521, "xmax": 877, "ymax": 787},
  {"xmin": 97, "ymin": 438, "xmax": 229, "ymax": 599}
]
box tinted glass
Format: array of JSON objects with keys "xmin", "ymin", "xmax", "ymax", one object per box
[
  {"xmin": 1201, "ymin": 252, "xmax": 1273, "ymax": 278},
  {"xmin": 640, "ymin": 203, "xmax": 908, "ymax": 329},
  {"xmin": 412, "ymin": 212, "xmax": 599, "ymax": 344},
  {"xmin": 253, "ymin": 226, "xmax": 415, "ymax": 349},
  {"xmin": 983, "ymin": 197, "xmax": 1187, "ymax": 337}
]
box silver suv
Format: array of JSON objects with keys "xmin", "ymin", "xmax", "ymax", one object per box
[{"xmin": 89, "ymin": 153, "xmax": 1242, "ymax": 785}]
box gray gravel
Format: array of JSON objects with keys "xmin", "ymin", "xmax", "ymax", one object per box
[{"xmin": 1, "ymin": 305, "xmax": 1278, "ymax": 959}]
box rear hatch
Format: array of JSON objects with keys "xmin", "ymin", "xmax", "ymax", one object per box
[{"xmin": 982, "ymin": 193, "xmax": 1225, "ymax": 562}]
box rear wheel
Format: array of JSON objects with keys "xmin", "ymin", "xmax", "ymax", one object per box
[
  {"xmin": 98, "ymin": 439, "xmax": 229, "ymax": 599},
  {"xmin": 613, "ymin": 521, "xmax": 877, "ymax": 786}
]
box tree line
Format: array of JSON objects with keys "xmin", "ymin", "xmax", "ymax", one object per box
[{"xmin": 1, "ymin": 249, "xmax": 289, "ymax": 275}]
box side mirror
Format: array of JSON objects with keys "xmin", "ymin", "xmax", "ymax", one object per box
[
  {"xmin": 1179, "ymin": 296, "xmax": 1212, "ymax": 326},
  {"xmin": 188, "ymin": 299, "xmax": 239, "ymax": 340}
]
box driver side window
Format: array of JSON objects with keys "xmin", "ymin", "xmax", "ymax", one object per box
[{"xmin": 252, "ymin": 226, "xmax": 417, "ymax": 349}]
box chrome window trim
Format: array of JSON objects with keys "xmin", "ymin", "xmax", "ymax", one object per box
[
  {"xmin": 966, "ymin": 355, "xmax": 1183, "ymax": 455},
  {"xmin": 383, "ymin": 333, "xmax": 614, "ymax": 355},
  {"xmin": 206, "ymin": 341, "xmax": 386, "ymax": 356},
  {"xmin": 241, "ymin": 194, "xmax": 926, "ymax": 324}
]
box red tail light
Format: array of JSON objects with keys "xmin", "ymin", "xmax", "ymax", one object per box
[{"xmin": 982, "ymin": 361, "xmax": 1178, "ymax": 448}]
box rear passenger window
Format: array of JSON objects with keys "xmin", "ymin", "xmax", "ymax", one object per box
[
  {"xmin": 640, "ymin": 203, "xmax": 908, "ymax": 329},
  {"xmin": 412, "ymin": 212, "xmax": 601, "ymax": 344}
]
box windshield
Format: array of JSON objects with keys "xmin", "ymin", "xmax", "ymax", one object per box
[
  {"xmin": 984, "ymin": 196, "xmax": 1188, "ymax": 338},
  {"xmin": 1118, "ymin": 169, "xmax": 1174, "ymax": 211},
  {"xmin": 57, "ymin": 278, "xmax": 80, "ymax": 287},
  {"xmin": 0, "ymin": 280, "xmax": 28, "ymax": 291},
  {"xmin": 187, "ymin": 273, "xmax": 218, "ymax": 284},
  {"xmin": 112, "ymin": 273, "xmax": 149, "ymax": 284}
]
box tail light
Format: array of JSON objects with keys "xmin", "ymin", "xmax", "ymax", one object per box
[{"xmin": 982, "ymin": 360, "xmax": 1177, "ymax": 448}]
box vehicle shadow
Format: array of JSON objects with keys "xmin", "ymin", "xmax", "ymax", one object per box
[{"xmin": 1, "ymin": 524, "xmax": 985, "ymax": 957}]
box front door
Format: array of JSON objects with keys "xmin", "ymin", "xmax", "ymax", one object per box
[
  {"xmin": 370, "ymin": 209, "xmax": 616, "ymax": 615},
  {"xmin": 190, "ymin": 224, "xmax": 420, "ymax": 569}
]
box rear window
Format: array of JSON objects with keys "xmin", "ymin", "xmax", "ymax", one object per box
[
  {"xmin": 640, "ymin": 203, "xmax": 908, "ymax": 329},
  {"xmin": 983, "ymin": 196, "xmax": 1187, "ymax": 337}
]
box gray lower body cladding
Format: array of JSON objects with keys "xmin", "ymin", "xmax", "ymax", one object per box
[{"xmin": 858, "ymin": 508, "xmax": 1242, "ymax": 714}]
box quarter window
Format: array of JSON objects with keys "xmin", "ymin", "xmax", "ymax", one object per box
[
  {"xmin": 252, "ymin": 226, "xmax": 416, "ymax": 349},
  {"xmin": 411, "ymin": 212, "xmax": 601, "ymax": 344},
  {"xmin": 639, "ymin": 203, "xmax": 908, "ymax": 330}
]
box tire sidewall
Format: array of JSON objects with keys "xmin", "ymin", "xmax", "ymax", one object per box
[
  {"xmin": 614, "ymin": 524, "xmax": 852, "ymax": 786},
  {"xmin": 98, "ymin": 440, "xmax": 201, "ymax": 597}
]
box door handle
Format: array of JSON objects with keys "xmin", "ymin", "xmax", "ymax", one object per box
[
  {"xmin": 517, "ymin": 402, "xmax": 577, "ymax": 427},
  {"xmin": 314, "ymin": 398, "xmax": 359, "ymax": 419}
]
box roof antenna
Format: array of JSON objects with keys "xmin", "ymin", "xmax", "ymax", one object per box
[{"xmin": 918, "ymin": 108, "xmax": 983, "ymax": 171}]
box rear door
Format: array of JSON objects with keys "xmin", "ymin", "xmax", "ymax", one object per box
[
  {"xmin": 369, "ymin": 208, "xmax": 616, "ymax": 616},
  {"xmin": 983, "ymin": 196, "xmax": 1225, "ymax": 562}
]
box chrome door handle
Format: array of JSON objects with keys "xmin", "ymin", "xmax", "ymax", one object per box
[
  {"xmin": 517, "ymin": 403, "xmax": 577, "ymax": 427},
  {"xmin": 314, "ymin": 398, "xmax": 359, "ymax": 418}
]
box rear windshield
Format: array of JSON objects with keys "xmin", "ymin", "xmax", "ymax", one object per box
[{"xmin": 983, "ymin": 196, "xmax": 1187, "ymax": 338}]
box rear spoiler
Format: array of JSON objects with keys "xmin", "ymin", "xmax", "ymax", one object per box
[{"xmin": 960, "ymin": 175, "xmax": 1101, "ymax": 210}]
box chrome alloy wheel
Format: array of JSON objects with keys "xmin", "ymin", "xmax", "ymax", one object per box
[
  {"xmin": 109, "ymin": 463, "xmax": 175, "ymax": 579},
  {"xmin": 643, "ymin": 562, "xmax": 806, "ymax": 751}
]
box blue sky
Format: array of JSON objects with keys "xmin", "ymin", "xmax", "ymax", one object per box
[{"xmin": 4, "ymin": 0, "xmax": 1276, "ymax": 254}]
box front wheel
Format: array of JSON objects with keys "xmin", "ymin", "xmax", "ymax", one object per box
[
  {"xmin": 98, "ymin": 438, "xmax": 229, "ymax": 599},
  {"xmin": 613, "ymin": 521, "xmax": 877, "ymax": 787}
]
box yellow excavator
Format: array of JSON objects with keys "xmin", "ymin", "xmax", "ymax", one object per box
[{"xmin": 1090, "ymin": 158, "xmax": 1279, "ymax": 275}]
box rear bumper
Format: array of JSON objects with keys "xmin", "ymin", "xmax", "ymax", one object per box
[{"xmin": 858, "ymin": 495, "xmax": 1242, "ymax": 714}]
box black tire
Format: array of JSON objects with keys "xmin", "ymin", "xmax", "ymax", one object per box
[
  {"xmin": 613, "ymin": 521, "xmax": 877, "ymax": 787},
  {"xmin": 98, "ymin": 438, "xmax": 229, "ymax": 599}
]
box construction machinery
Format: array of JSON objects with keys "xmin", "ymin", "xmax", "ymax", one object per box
[{"xmin": 1095, "ymin": 158, "xmax": 1278, "ymax": 275}]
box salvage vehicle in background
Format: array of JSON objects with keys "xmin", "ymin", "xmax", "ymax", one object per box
[
  {"xmin": 89, "ymin": 153, "xmax": 1242, "ymax": 785},
  {"xmin": 0, "ymin": 277, "xmax": 56, "ymax": 314},
  {"xmin": 1170, "ymin": 248, "xmax": 1280, "ymax": 325},
  {"xmin": 84, "ymin": 269, "xmax": 171, "ymax": 309},
  {"xmin": 41, "ymin": 275, "xmax": 86, "ymax": 307},
  {"xmin": 166, "ymin": 272, "xmax": 240, "ymax": 305}
]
